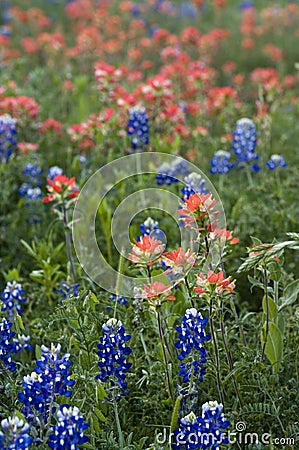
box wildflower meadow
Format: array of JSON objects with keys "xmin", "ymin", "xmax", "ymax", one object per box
[{"xmin": 0, "ymin": 1, "xmax": 299, "ymax": 449}]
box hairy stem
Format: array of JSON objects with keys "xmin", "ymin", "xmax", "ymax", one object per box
[
  {"xmin": 157, "ymin": 310, "xmax": 173, "ymax": 401},
  {"xmin": 113, "ymin": 392, "xmax": 124, "ymax": 450},
  {"xmin": 63, "ymin": 204, "xmax": 77, "ymax": 282},
  {"xmin": 261, "ymin": 268, "xmax": 269, "ymax": 359}
]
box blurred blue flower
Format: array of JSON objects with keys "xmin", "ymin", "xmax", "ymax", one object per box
[
  {"xmin": 175, "ymin": 308, "xmax": 210, "ymax": 383},
  {"xmin": 97, "ymin": 318, "xmax": 132, "ymax": 394},
  {"xmin": 0, "ymin": 318, "xmax": 16, "ymax": 372},
  {"xmin": 22, "ymin": 163, "xmax": 42, "ymax": 184},
  {"xmin": 265, "ymin": 154, "xmax": 287, "ymax": 170},
  {"xmin": 239, "ymin": 0, "xmax": 255, "ymax": 10},
  {"xmin": 180, "ymin": 2, "xmax": 198, "ymax": 18},
  {"xmin": 210, "ymin": 150, "xmax": 234, "ymax": 175},
  {"xmin": 0, "ymin": 114, "xmax": 17, "ymax": 163},
  {"xmin": 0, "ymin": 416, "xmax": 32, "ymax": 450},
  {"xmin": 1, "ymin": 281, "xmax": 26, "ymax": 320},
  {"xmin": 48, "ymin": 405, "xmax": 89, "ymax": 450},
  {"xmin": 109, "ymin": 295, "xmax": 129, "ymax": 306},
  {"xmin": 127, "ymin": 106, "xmax": 149, "ymax": 151}
]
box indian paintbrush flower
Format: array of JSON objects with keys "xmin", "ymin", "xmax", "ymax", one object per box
[{"xmin": 129, "ymin": 234, "xmax": 166, "ymax": 266}]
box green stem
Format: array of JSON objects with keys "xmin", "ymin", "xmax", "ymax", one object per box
[
  {"xmin": 114, "ymin": 250, "xmax": 125, "ymax": 319},
  {"xmin": 185, "ymin": 277, "xmax": 195, "ymax": 308},
  {"xmin": 209, "ymin": 296, "xmax": 225, "ymax": 406},
  {"xmin": 157, "ymin": 310, "xmax": 173, "ymax": 401},
  {"xmin": 113, "ymin": 392, "xmax": 124, "ymax": 450},
  {"xmin": 147, "ymin": 265, "xmax": 152, "ymax": 284},
  {"xmin": 261, "ymin": 269, "xmax": 269, "ymax": 359},
  {"xmin": 220, "ymin": 300, "xmax": 242, "ymax": 406},
  {"xmin": 274, "ymin": 280, "xmax": 279, "ymax": 308},
  {"xmin": 62, "ymin": 204, "xmax": 77, "ymax": 282},
  {"xmin": 229, "ymin": 297, "xmax": 247, "ymax": 347}
]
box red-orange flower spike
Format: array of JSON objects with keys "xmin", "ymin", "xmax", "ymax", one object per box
[
  {"xmin": 43, "ymin": 175, "xmax": 80, "ymax": 203},
  {"xmin": 195, "ymin": 270, "xmax": 236, "ymax": 296},
  {"xmin": 129, "ymin": 235, "xmax": 165, "ymax": 266},
  {"xmin": 141, "ymin": 281, "xmax": 176, "ymax": 304},
  {"xmin": 178, "ymin": 193, "xmax": 217, "ymax": 228}
]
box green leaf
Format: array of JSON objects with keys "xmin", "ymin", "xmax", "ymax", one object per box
[
  {"xmin": 248, "ymin": 275, "xmax": 264, "ymax": 291},
  {"xmin": 94, "ymin": 407, "xmax": 106, "ymax": 422},
  {"xmin": 250, "ymin": 236, "xmax": 263, "ymax": 246},
  {"xmin": 262, "ymin": 322, "xmax": 283, "ymax": 374},
  {"xmin": 91, "ymin": 414, "xmax": 101, "ymax": 433},
  {"xmin": 14, "ymin": 314, "xmax": 25, "ymax": 334},
  {"xmin": 170, "ymin": 395, "xmax": 181, "ymax": 432},
  {"xmin": 35, "ymin": 345, "xmax": 42, "ymax": 360},
  {"xmin": 262, "ymin": 296, "xmax": 277, "ymax": 322},
  {"xmin": 267, "ymin": 261, "xmax": 282, "ymax": 282},
  {"xmin": 278, "ymin": 279, "xmax": 299, "ymax": 312},
  {"xmin": 96, "ymin": 383, "xmax": 107, "ymax": 402},
  {"xmin": 3, "ymin": 268, "xmax": 20, "ymax": 281}
]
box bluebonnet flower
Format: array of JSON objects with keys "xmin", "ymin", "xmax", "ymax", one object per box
[
  {"xmin": 48, "ymin": 165, "xmax": 64, "ymax": 180},
  {"xmin": 11, "ymin": 335, "xmax": 33, "ymax": 353},
  {"xmin": 18, "ymin": 344, "xmax": 75, "ymax": 424},
  {"xmin": 156, "ymin": 160, "xmax": 190, "ymax": 186},
  {"xmin": 22, "ymin": 163, "xmax": 42, "ymax": 184},
  {"xmin": 265, "ymin": 154, "xmax": 287, "ymax": 170},
  {"xmin": 172, "ymin": 401, "xmax": 230, "ymax": 449},
  {"xmin": 0, "ymin": 114, "xmax": 17, "ymax": 163},
  {"xmin": 127, "ymin": 106, "xmax": 149, "ymax": 151},
  {"xmin": 209, "ymin": 151, "xmax": 235, "ymax": 175},
  {"xmin": 48, "ymin": 405, "xmax": 89, "ymax": 450},
  {"xmin": 57, "ymin": 281, "xmax": 80, "ymax": 300},
  {"xmin": 0, "ymin": 318, "xmax": 16, "ymax": 372},
  {"xmin": 181, "ymin": 172, "xmax": 209, "ymax": 199},
  {"xmin": 0, "ymin": 416, "xmax": 32, "ymax": 450},
  {"xmin": 140, "ymin": 217, "xmax": 159, "ymax": 236},
  {"xmin": 1, "ymin": 281, "xmax": 26, "ymax": 320},
  {"xmin": 175, "ymin": 308, "xmax": 210, "ymax": 383},
  {"xmin": 97, "ymin": 318, "xmax": 132, "ymax": 393},
  {"xmin": 231, "ymin": 118, "xmax": 259, "ymax": 166}
]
